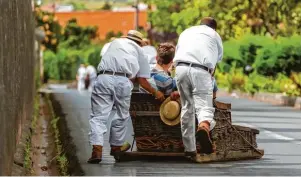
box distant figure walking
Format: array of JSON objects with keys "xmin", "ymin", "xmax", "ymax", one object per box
[
  {"xmin": 86, "ymin": 65, "xmax": 97, "ymax": 91},
  {"xmin": 76, "ymin": 64, "xmax": 87, "ymax": 91}
]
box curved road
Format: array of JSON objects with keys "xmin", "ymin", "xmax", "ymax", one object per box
[{"xmin": 48, "ymin": 84, "xmax": 301, "ymax": 176}]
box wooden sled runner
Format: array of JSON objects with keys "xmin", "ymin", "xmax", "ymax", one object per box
[{"xmin": 114, "ymin": 93, "xmax": 264, "ymax": 163}]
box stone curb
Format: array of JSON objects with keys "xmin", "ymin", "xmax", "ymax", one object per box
[{"xmin": 217, "ymin": 89, "xmax": 301, "ymax": 110}]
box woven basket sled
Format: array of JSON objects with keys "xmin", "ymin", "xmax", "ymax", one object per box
[{"xmin": 126, "ymin": 92, "xmax": 263, "ymax": 162}]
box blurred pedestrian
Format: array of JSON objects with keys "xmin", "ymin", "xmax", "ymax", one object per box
[
  {"xmin": 87, "ymin": 30, "xmax": 165, "ymax": 164},
  {"xmin": 86, "ymin": 65, "xmax": 97, "ymax": 91},
  {"xmin": 76, "ymin": 64, "xmax": 87, "ymax": 91},
  {"xmin": 174, "ymin": 17, "xmax": 223, "ymax": 160}
]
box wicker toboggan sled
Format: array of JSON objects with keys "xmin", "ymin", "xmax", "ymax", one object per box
[{"xmin": 115, "ymin": 92, "xmax": 264, "ymax": 162}]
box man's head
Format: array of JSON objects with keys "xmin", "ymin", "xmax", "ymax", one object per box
[
  {"xmin": 157, "ymin": 43, "xmax": 175, "ymax": 66},
  {"xmin": 80, "ymin": 64, "xmax": 85, "ymax": 68},
  {"xmin": 200, "ymin": 17, "xmax": 217, "ymax": 30},
  {"xmin": 122, "ymin": 30, "xmax": 144, "ymax": 46}
]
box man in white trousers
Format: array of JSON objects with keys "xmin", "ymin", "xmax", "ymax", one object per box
[
  {"xmin": 87, "ymin": 30, "xmax": 165, "ymax": 164},
  {"xmin": 174, "ymin": 17, "xmax": 223, "ymax": 159}
]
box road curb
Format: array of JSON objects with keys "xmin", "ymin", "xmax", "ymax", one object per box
[{"xmin": 45, "ymin": 92, "xmax": 84, "ymax": 176}]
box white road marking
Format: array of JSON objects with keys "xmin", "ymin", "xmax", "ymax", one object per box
[{"xmin": 237, "ymin": 123, "xmax": 300, "ymax": 144}]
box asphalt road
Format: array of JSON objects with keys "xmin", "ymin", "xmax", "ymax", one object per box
[{"xmin": 48, "ymin": 84, "xmax": 301, "ymax": 176}]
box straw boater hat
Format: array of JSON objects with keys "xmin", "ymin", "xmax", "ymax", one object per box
[
  {"xmin": 122, "ymin": 30, "xmax": 144, "ymax": 44},
  {"xmin": 160, "ymin": 97, "xmax": 181, "ymax": 126}
]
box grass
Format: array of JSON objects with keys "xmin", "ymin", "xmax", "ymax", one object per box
[
  {"xmin": 24, "ymin": 94, "xmax": 40, "ymax": 175},
  {"xmin": 31, "ymin": 95, "xmax": 40, "ymax": 129},
  {"xmin": 47, "ymin": 95, "xmax": 69, "ymax": 176},
  {"xmin": 23, "ymin": 136, "xmax": 33, "ymax": 175}
]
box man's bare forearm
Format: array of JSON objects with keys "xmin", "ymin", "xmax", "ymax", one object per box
[{"xmin": 137, "ymin": 77, "xmax": 156, "ymax": 95}]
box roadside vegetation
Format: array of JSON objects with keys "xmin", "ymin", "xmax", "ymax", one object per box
[
  {"xmin": 23, "ymin": 95, "xmax": 40, "ymax": 175},
  {"xmin": 47, "ymin": 95, "xmax": 69, "ymax": 176}
]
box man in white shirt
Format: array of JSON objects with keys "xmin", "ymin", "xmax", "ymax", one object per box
[
  {"xmin": 174, "ymin": 17, "xmax": 223, "ymax": 159},
  {"xmin": 86, "ymin": 65, "xmax": 97, "ymax": 91},
  {"xmin": 100, "ymin": 37, "xmax": 116, "ymax": 57},
  {"xmin": 88, "ymin": 30, "xmax": 165, "ymax": 164},
  {"xmin": 76, "ymin": 64, "xmax": 87, "ymax": 91}
]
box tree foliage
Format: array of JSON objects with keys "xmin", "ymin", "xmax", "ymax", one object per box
[
  {"xmin": 61, "ymin": 18, "xmax": 98, "ymax": 49},
  {"xmin": 146, "ymin": 0, "xmax": 301, "ymax": 40},
  {"xmin": 34, "ymin": 5, "xmax": 62, "ymax": 52},
  {"xmin": 142, "ymin": 0, "xmax": 185, "ymax": 32}
]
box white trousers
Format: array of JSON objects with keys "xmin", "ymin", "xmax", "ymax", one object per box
[
  {"xmin": 175, "ymin": 65, "xmax": 216, "ymax": 152},
  {"xmin": 89, "ymin": 74, "xmax": 133, "ymax": 146},
  {"xmin": 77, "ymin": 79, "xmax": 86, "ymax": 91}
]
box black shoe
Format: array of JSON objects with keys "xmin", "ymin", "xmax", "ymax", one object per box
[{"xmin": 184, "ymin": 151, "xmax": 197, "ymax": 162}]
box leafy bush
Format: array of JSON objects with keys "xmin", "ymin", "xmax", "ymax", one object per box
[
  {"xmin": 222, "ymin": 34, "xmax": 301, "ymax": 77},
  {"xmin": 216, "ymin": 67, "xmax": 301, "ymax": 96},
  {"xmin": 105, "ymin": 30, "xmax": 123, "ymax": 40},
  {"xmin": 215, "ymin": 64, "xmax": 246, "ymax": 93},
  {"xmin": 70, "ymin": 2, "xmax": 87, "ymax": 10},
  {"xmin": 101, "ymin": 2, "xmax": 112, "ymax": 10},
  {"xmin": 62, "ymin": 18, "xmax": 98, "ymax": 49},
  {"xmin": 44, "ymin": 44, "xmax": 102, "ymax": 80},
  {"xmin": 243, "ymin": 72, "xmax": 277, "ymax": 94}
]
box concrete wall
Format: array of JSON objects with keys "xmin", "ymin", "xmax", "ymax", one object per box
[{"xmin": 0, "ymin": 0, "xmax": 35, "ymax": 175}]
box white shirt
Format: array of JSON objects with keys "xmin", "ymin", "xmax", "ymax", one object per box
[
  {"xmin": 100, "ymin": 42, "xmax": 111, "ymax": 57},
  {"xmin": 98, "ymin": 38, "xmax": 150, "ymax": 79},
  {"xmin": 174, "ymin": 25, "xmax": 223, "ymax": 69},
  {"xmin": 77, "ymin": 66, "xmax": 86, "ymax": 80},
  {"xmin": 86, "ymin": 65, "xmax": 97, "ymax": 79},
  {"xmin": 142, "ymin": 45, "xmax": 157, "ymax": 70}
]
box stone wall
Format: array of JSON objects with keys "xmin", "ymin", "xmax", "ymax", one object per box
[{"xmin": 0, "ymin": 0, "xmax": 35, "ymax": 175}]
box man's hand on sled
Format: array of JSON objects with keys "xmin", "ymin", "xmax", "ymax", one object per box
[
  {"xmin": 170, "ymin": 91, "xmax": 180, "ymax": 100},
  {"xmin": 137, "ymin": 77, "xmax": 165, "ymax": 101},
  {"xmin": 154, "ymin": 90, "xmax": 165, "ymax": 101}
]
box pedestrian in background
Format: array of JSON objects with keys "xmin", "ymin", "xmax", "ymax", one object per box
[
  {"xmin": 76, "ymin": 64, "xmax": 87, "ymax": 91},
  {"xmin": 86, "ymin": 65, "xmax": 97, "ymax": 91}
]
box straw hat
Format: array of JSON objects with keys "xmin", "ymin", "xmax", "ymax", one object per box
[
  {"xmin": 160, "ymin": 97, "xmax": 181, "ymax": 126},
  {"xmin": 122, "ymin": 30, "xmax": 144, "ymax": 44}
]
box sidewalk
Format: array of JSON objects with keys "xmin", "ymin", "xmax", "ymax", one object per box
[{"xmin": 217, "ymin": 89, "xmax": 301, "ymax": 110}]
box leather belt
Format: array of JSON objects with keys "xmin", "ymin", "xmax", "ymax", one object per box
[
  {"xmin": 98, "ymin": 70, "xmax": 130, "ymax": 78},
  {"xmin": 176, "ymin": 62, "xmax": 212, "ymax": 73}
]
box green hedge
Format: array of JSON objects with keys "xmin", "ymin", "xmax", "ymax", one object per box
[
  {"xmin": 216, "ymin": 69, "xmax": 301, "ymax": 96},
  {"xmin": 221, "ymin": 34, "xmax": 301, "ymax": 76},
  {"xmin": 44, "ymin": 44, "xmax": 102, "ymax": 80},
  {"xmin": 216, "ymin": 34, "xmax": 301, "ymax": 96}
]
